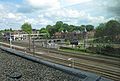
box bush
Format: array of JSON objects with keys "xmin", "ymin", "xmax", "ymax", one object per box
[
  {"xmin": 104, "ymin": 45, "xmax": 114, "ymax": 51},
  {"xmin": 87, "ymin": 45, "xmax": 120, "ymax": 58},
  {"xmin": 59, "ymin": 46, "xmax": 86, "ymax": 52}
]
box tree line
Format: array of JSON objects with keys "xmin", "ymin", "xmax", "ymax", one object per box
[
  {"xmin": 0, "ymin": 20, "xmax": 120, "ymax": 44},
  {"xmin": 39, "ymin": 21, "xmax": 94, "ymax": 37},
  {"xmin": 94, "ymin": 20, "xmax": 120, "ymax": 43}
]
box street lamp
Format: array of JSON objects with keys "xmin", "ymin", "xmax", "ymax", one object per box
[
  {"xmin": 83, "ymin": 28, "xmax": 87, "ymax": 49},
  {"xmin": 9, "ymin": 30, "xmax": 12, "ymax": 48},
  {"xmin": 32, "ymin": 38, "xmax": 35, "ymax": 53}
]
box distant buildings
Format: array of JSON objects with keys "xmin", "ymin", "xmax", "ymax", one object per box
[
  {"xmin": 2, "ymin": 29, "xmax": 45, "ymax": 41},
  {"xmin": 54, "ymin": 30, "xmax": 95, "ymax": 40}
]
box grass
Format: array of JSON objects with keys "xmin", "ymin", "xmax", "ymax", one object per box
[
  {"xmin": 59, "ymin": 46, "xmax": 94, "ymax": 55},
  {"xmin": 59, "ymin": 46, "xmax": 120, "ymax": 58}
]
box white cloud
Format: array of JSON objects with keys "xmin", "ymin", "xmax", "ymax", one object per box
[
  {"xmin": 64, "ymin": 0, "xmax": 92, "ymax": 5},
  {"xmin": 24, "ymin": 18, "xmax": 38, "ymax": 24},
  {"xmin": 44, "ymin": 8, "xmax": 87, "ymax": 19},
  {"xmin": 87, "ymin": 15, "xmax": 115, "ymax": 25},
  {"xmin": 0, "ymin": 4, "xmax": 6, "ymax": 18},
  {"xmin": 42, "ymin": 8, "xmax": 115, "ymax": 26},
  {"xmin": 38, "ymin": 14, "xmax": 44, "ymax": 18},
  {"xmin": 0, "ymin": 4, "xmax": 4, "ymax": 10},
  {"xmin": 8, "ymin": 13, "xmax": 16, "ymax": 19},
  {"xmin": 66, "ymin": 9, "xmax": 87, "ymax": 18},
  {"xmin": 26, "ymin": 0, "xmax": 61, "ymax": 9},
  {"xmin": 7, "ymin": 13, "xmax": 27, "ymax": 22},
  {"xmin": 39, "ymin": 18, "xmax": 53, "ymax": 25},
  {"xmin": 15, "ymin": 4, "xmax": 21, "ymax": 8},
  {"xmin": 0, "ymin": 0, "xmax": 118, "ymax": 29}
]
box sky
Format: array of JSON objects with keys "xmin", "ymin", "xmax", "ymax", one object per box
[{"xmin": 0, "ymin": 0, "xmax": 120, "ymax": 30}]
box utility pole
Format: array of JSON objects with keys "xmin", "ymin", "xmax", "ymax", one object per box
[
  {"xmin": 32, "ymin": 38, "xmax": 35, "ymax": 53},
  {"xmin": 28, "ymin": 34, "xmax": 31, "ymax": 51},
  {"xmin": 9, "ymin": 29, "xmax": 12, "ymax": 48},
  {"xmin": 83, "ymin": 28, "xmax": 87, "ymax": 49}
]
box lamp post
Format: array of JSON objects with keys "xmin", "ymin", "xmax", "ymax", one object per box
[
  {"xmin": 9, "ymin": 29, "xmax": 12, "ymax": 48},
  {"xmin": 32, "ymin": 38, "xmax": 35, "ymax": 53},
  {"xmin": 83, "ymin": 28, "xmax": 87, "ymax": 49}
]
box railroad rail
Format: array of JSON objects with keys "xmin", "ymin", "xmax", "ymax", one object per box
[
  {"xmin": 7, "ymin": 41, "xmax": 120, "ymax": 66},
  {"xmin": 11, "ymin": 41, "xmax": 120, "ymax": 62},
  {"xmin": 32, "ymin": 52, "xmax": 120, "ymax": 81},
  {"xmin": 0, "ymin": 42, "xmax": 120, "ymax": 81},
  {"xmin": 36, "ymin": 47, "xmax": 120, "ymax": 67}
]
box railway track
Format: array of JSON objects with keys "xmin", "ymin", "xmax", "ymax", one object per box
[
  {"xmin": 35, "ymin": 47, "xmax": 120, "ymax": 67},
  {"xmin": 12, "ymin": 41, "xmax": 120, "ymax": 60},
  {"xmin": 11, "ymin": 41, "xmax": 120, "ymax": 66},
  {"xmin": 33, "ymin": 52, "xmax": 120, "ymax": 81},
  {"xmin": 0, "ymin": 42, "xmax": 120, "ymax": 81}
]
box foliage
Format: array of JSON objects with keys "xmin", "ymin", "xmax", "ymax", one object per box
[
  {"xmin": 87, "ymin": 45, "xmax": 120, "ymax": 58},
  {"xmin": 59, "ymin": 46, "xmax": 86, "ymax": 52},
  {"xmin": 46, "ymin": 25, "xmax": 56, "ymax": 36},
  {"xmin": 79, "ymin": 25, "xmax": 85, "ymax": 31},
  {"xmin": 39, "ymin": 28, "xmax": 50, "ymax": 38},
  {"xmin": 21, "ymin": 22, "xmax": 32, "ymax": 51},
  {"xmin": 43, "ymin": 21, "xmax": 94, "ymax": 37},
  {"xmin": 21, "ymin": 22, "xmax": 32, "ymax": 34},
  {"xmin": 94, "ymin": 23, "xmax": 106, "ymax": 37},
  {"xmin": 62, "ymin": 23, "xmax": 69, "ymax": 32},
  {"xmin": 55, "ymin": 21, "xmax": 63, "ymax": 32},
  {"xmin": 0, "ymin": 28, "xmax": 14, "ymax": 36},
  {"xmin": 94, "ymin": 20, "xmax": 120, "ymax": 43},
  {"xmin": 39, "ymin": 28, "xmax": 47, "ymax": 33},
  {"xmin": 105, "ymin": 20, "xmax": 120, "ymax": 36},
  {"xmin": 86, "ymin": 25, "xmax": 94, "ymax": 31}
]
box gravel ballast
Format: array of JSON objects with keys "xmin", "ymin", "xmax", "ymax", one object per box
[{"xmin": 0, "ymin": 49, "xmax": 82, "ymax": 81}]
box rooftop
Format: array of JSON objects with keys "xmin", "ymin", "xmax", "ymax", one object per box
[{"xmin": 0, "ymin": 49, "xmax": 82, "ymax": 81}]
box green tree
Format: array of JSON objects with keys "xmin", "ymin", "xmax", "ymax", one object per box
[
  {"xmin": 79, "ymin": 25, "xmax": 86, "ymax": 31},
  {"xmin": 46, "ymin": 25, "xmax": 55, "ymax": 37},
  {"xmin": 86, "ymin": 25, "xmax": 94, "ymax": 31},
  {"xmin": 21, "ymin": 22, "xmax": 32, "ymax": 50},
  {"xmin": 39, "ymin": 28, "xmax": 50, "ymax": 38},
  {"xmin": 95, "ymin": 23, "xmax": 105, "ymax": 37},
  {"xmin": 94, "ymin": 20, "xmax": 120, "ymax": 43},
  {"xmin": 21, "ymin": 22, "xmax": 32, "ymax": 34},
  {"xmin": 105, "ymin": 20, "xmax": 120, "ymax": 36},
  {"xmin": 39, "ymin": 28, "xmax": 47, "ymax": 33},
  {"xmin": 58, "ymin": 23, "xmax": 69, "ymax": 32},
  {"xmin": 68, "ymin": 25, "xmax": 76, "ymax": 32},
  {"xmin": 10, "ymin": 28, "xmax": 13, "ymax": 32},
  {"xmin": 105, "ymin": 20, "xmax": 120, "ymax": 42},
  {"xmin": 55, "ymin": 21, "xmax": 63, "ymax": 32},
  {"xmin": 62, "ymin": 23, "xmax": 69, "ymax": 32}
]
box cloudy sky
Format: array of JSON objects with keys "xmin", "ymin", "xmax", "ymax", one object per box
[{"xmin": 0, "ymin": 0, "xmax": 119, "ymax": 30}]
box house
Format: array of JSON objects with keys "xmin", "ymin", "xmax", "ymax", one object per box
[
  {"xmin": 54, "ymin": 31, "xmax": 83, "ymax": 40},
  {"xmin": 2, "ymin": 30, "xmax": 45, "ymax": 41}
]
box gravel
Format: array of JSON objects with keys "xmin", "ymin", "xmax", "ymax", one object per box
[{"xmin": 0, "ymin": 49, "xmax": 83, "ymax": 81}]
